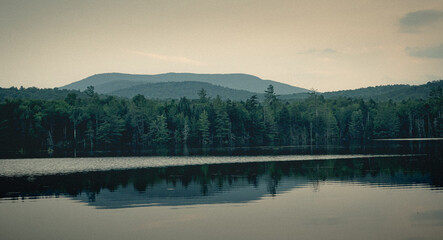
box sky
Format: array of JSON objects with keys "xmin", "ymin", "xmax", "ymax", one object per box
[{"xmin": 0, "ymin": 0, "xmax": 442, "ymax": 92}]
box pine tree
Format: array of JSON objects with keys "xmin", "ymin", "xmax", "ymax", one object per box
[
  {"xmin": 198, "ymin": 111, "xmax": 210, "ymax": 146},
  {"xmin": 198, "ymin": 88, "xmax": 208, "ymax": 103},
  {"xmin": 148, "ymin": 114, "xmax": 169, "ymax": 145},
  {"xmin": 264, "ymin": 85, "xmax": 277, "ymax": 107},
  {"xmin": 215, "ymin": 110, "xmax": 231, "ymax": 146},
  {"xmin": 349, "ymin": 110, "xmax": 364, "ymax": 139},
  {"xmin": 373, "ymin": 104, "xmax": 400, "ymax": 138}
]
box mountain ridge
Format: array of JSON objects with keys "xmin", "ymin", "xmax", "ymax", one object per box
[
  {"xmin": 2, "ymin": 74, "xmax": 441, "ymax": 102},
  {"xmin": 61, "ymin": 72, "xmax": 309, "ymax": 95}
]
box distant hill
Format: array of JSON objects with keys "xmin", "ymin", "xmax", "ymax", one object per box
[
  {"xmin": 110, "ymin": 81, "xmax": 257, "ymax": 100},
  {"xmin": 0, "ymin": 87, "xmax": 85, "ymax": 102},
  {"xmin": 323, "ymin": 81, "xmax": 443, "ymax": 100},
  {"xmin": 3, "ymin": 79, "xmax": 441, "ymax": 102},
  {"xmin": 281, "ymin": 80, "xmax": 443, "ymax": 101},
  {"xmin": 0, "ymin": 83, "xmax": 257, "ymax": 102},
  {"xmin": 61, "ymin": 72, "xmax": 308, "ymax": 95}
]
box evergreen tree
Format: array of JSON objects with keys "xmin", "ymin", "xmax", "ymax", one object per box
[
  {"xmin": 324, "ymin": 109, "xmax": 339, "ymax": 142},
  {"xmin": 373, "ymin": 104, "xmax": 400, "ymax": 138},
  {"xmin": 198, "ymin": 88, "xmax": 208, "ymax": 103},
  {"xmin": 148, "ymin": 114, "xmax": 169, "ymax": 145},
  {"xmin": 96, "ymin": 115, "xmax": 125, "ymax": 146},
  {"xmin": 264, "ymin": 85, "xmax": 277, "ymax": 107},
  {"xmin": 182, "ymin": 118, "xmax": 190, "ymax": 144},
  {"xmin": 215, "ymin": 109, "xmax": 231, "ymax": 146},
  {"xmin": 198, "ymin": 111, "xmax": 210, "ymax": 146},
  {"xmin": 96, "ymin": 101, "xmax": 125, "ymax": 149},
  {"xmin": 349, "ymin": 110, "xmax": 364, "ymax": 139}
]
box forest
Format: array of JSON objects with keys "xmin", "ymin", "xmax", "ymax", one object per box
[{"xmin": 0, "ymin": 85, "xmax": 442, "ymax": 158}]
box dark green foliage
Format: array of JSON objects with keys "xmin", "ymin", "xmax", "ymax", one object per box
[
  {"xmin": 198, "ymin": 88, "xmax": 208, "ymax": 103},
  {"xmin": 0, "ymin": 87, "xmax": 86, "ymax": 101},
  {"xmin": 148, "ymin": 115, "xmax": 169, "ymax": 145},
  {"xmin": 96, "ymin": 101, "xmax": 125, "ymax": 147},
  {"xmin": 264, "ymin": 85, "xmax": 278, "ymax": 106},
  {"xmin": 349, "ymin": 110, "xmax": 364, "ymax": 139},
  {"xmin": 0, "ymin": 85, "xmax": 442, "ymax": 158},
  {"xmin": 373, "ymin": 102, "xmax": 400, "ymax": 138},
  {"xmin": 198, "ymin": 111, "xmax": 210, "ymax": 146},
  {"xmin": 214, "ymin": 110, "xmax": 231, "ymax": 146}
]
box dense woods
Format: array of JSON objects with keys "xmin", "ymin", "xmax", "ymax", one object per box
[{"xmin": 0, "ymin": 85, "xmax": 442, "ymax": 158}]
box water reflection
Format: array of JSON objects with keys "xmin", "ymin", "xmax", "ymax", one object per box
[
  {"xmin": 1, "ymin": 154, "xmax": 442, "ymax": 209},
  {"xmin": 13, "ymin": 138, "xmax": 440, "ymax": 158}
]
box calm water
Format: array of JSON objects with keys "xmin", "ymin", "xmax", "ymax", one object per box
[{"xmin": 1, "ymin": 141, "xmax": 442, "ymax": 240}]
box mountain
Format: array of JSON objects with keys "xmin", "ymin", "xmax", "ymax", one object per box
[
  {"xmin": 110, "ymin": 81, "xmax": 257, "ymax": 101},
  {"xmin": 281, "ymin": 80, "xmax": 443, "ymax": 101},
  {"xmin": 61, "ymin": 72, "xmax": 308, "ymax": 95},
  {"xmin": 3, "ymin": 77, "xmax": 440, "ymax": 102}
]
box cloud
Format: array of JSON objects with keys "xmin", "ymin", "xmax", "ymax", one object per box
[
  {"xmin": 406, "ymin": 44, "xmax": 443, "ymax": 59},
  {"xmin": 297, "ymin": 48, "xmax": 336, "ymax": 55},
  {"xmin": 322, "ymin": 48, "xmax": 336, "ymax": 54},
  {"xmin": 125, "ymin": 50, "xmax": 206, "ymax": 66},
  {"xmin": 399, "ymin": 10, "xmax": 443, "ymax": 33}
]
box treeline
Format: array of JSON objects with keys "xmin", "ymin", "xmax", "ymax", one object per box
[
  {"xmin": 319, "ymin": 80, "xmax": 443, "ymax": 101},
  {"xmin": 0, "ymin": 86, "xmax": 86, "ymax": 101},
  {"xmin": 0, "ymin": 85, "xmax": 442, "ymax": 157}
]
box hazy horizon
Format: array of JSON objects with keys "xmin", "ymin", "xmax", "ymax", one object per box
[{"xmin": 1, "ymin": 0, "xmax": 442, "ymax": 91}]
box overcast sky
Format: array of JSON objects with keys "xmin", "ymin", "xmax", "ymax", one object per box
[{"xmin": 1, "ymin": 0, "xmax": 442, "ymax": 92}]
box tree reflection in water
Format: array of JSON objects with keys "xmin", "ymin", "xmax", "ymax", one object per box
[{"xmin": 1, "ymin": 154, "xmax": 442, "ymax": 209}]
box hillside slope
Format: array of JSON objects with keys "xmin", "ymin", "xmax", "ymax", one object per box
[
  {"xmin": 281, "ymin": 80, "xmax": 443, "ymax": 101},
  {"xmin": 110, "ymin": 81, "xmax": 257, "ymax": 101}
]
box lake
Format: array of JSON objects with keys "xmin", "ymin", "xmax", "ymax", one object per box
[{"xmin": 1, "ymin": 140, "xmax": 442, "ymax": 240}]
